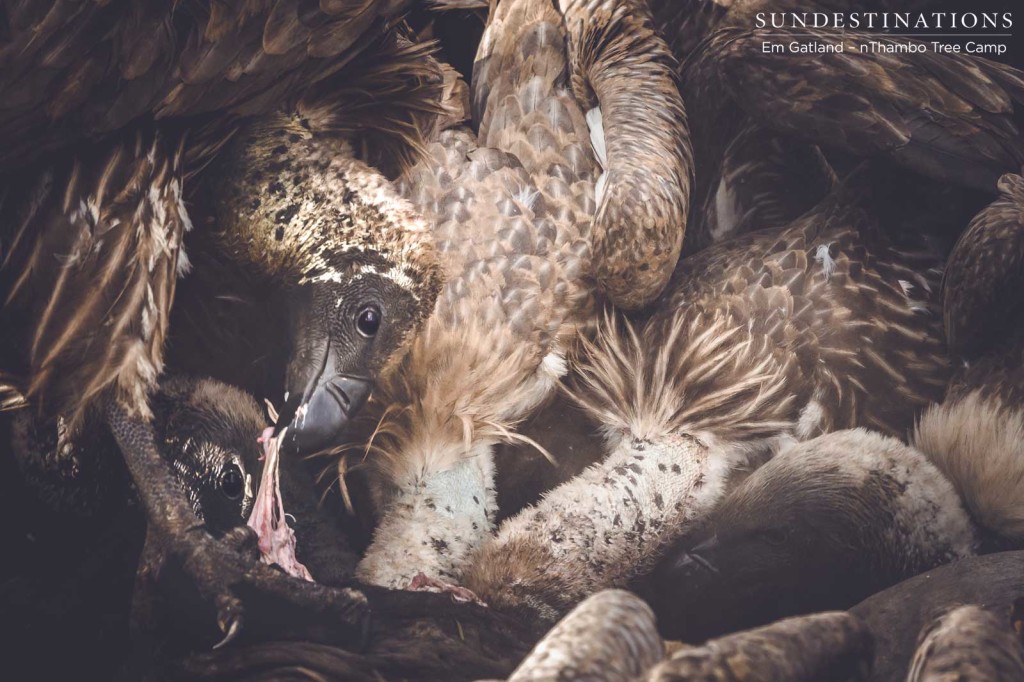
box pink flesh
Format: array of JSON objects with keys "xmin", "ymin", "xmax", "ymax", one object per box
[
  {"xmin": 407, "ymin": 572, "xmax": 487, "ymax": 606},
  {"xmin": 247, "ymin": 426, "xmax": 313, "ymax": 581}
]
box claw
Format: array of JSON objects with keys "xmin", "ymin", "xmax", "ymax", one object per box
[
  {"xmin": 407, "ymin": 573, "xmax": 488, "ymax": 607},
  {"xmin": 213, "ymin": 613, "xmax": 243, "ymax": 650}
]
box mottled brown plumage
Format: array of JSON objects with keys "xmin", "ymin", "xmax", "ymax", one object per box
[
  {"xmin": 355, "ymin": 0, "xmax": 600, "ymax": 588},
  {"xmin": 689, "ymin": 122, "xmax": 836, "ymax": 253},
  {"xmin": 0, "ymin": 0, "xmax": 418, "ymax": 170},
  {"xmin": 915, "ymin": 175, "xmax": 1024, "ymax": 545},
  {"xmin": 0, "ymin": 1, "xmax": 448, "ymax": 647},
  {"xmin": 906, "ymin": 606, "xmax": 1024, "ymax": 682},
  {"xmin": 556, "ymin": 0, "xmax": 692, "ymax": 310},
  {"xmin": 656, "ymin": 6, "xmax": 1024, "ymax": 248},
  {"xmin": 0, "ymin": 3, "xmax": 447, "ymax": 430},
  {"xmin": 351, "ymin": 0, "xmax": 689, "ymax": 590},
  {"xmin": 464, "ymin": 170, "xmax": 951, "ymax": 623},
  {"xmin": 943, "ymin": 171, "xmax": 1024, "ymax": 360},
  {"xmin": 2, "ymin": 131, "xmax": 188, "ymax": 429}
]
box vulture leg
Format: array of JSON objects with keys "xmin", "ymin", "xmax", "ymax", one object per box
[
  {"xmin": 106, "ymin": 401, "xmax": 370, "ymax": 649},
  {"xmin": 104, "ymin": 399, "xmax": 246, "ymax": 645}
]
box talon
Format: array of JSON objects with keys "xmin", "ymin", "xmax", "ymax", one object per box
[
  {"xmin": 407, "ymin": 573, "xmax": 487, "ymax": 607},
  {"xmin": 222, "ymin": 525, "xmax": 260, "ymax": 561},
  {"xmin": 213, "ymin": 613, "xmax": 242, "ymax": 650}
]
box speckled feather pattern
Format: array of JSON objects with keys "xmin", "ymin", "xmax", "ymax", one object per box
[
  {"xmin": 652, "ymin": 176, "xmax": 951, "ymax": 439},
  {"xmin": 1, "ymin": 133, "xmax": 189, "ymax": 428},
  {"xmin": 464, "ymin": 174, "xmax": 951, "ymax": 620},
  {"xmin": 0, "ymin": 1, "xmax": 448, "ymax": 437},
  {"xmin": 464, "ymin": 430, "xmax": 750, "ymax": 621},
  {"xmin": 212, "ymin": 113, "xmax": 441, "ymax": 310},
  {"xmin": 557, "ymin": 0, "xmax": 692, "ymax": 309},
  {"xmin": 355, "ymin": 0, "xmax": 601, "ymax": 586}
]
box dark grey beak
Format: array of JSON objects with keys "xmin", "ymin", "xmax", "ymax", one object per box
[
  {"xmin": 279, "ymin": 374, "xmax": 372, "ymax": 456},
  {"xmin": 671, "ymin": 533, "xmax": 720, "ymax": 574}
]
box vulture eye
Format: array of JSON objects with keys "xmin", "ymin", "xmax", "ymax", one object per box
[
  {"xmin": 356, "ymin": 305, "xmax": 382, "ymax": 337},
  {"xmin": 219, "ymin": 465, "xmax": 245, "ymax": 500}
]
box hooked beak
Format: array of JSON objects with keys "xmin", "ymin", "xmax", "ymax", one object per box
[
  {"xmin": 671, "ymin": 533, "xmax": 720, "ymax": 575},
  {"xmin": 278, "ymin": 332, "xmax": 373, "ymax": 456},
  {"xmin": 278, "ymin": 374, "xmax": 372, "ymax": 456}
]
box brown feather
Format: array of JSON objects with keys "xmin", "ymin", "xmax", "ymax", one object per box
[
  {"xmin": 943, "ymin": 171, "xmax": 1024, "ymax": 358},
  {"xmin": 558, "ymin": 0, "xmax": 692, "ymax": 310},
  {"xmin": 2, "ymin": 132, "xmax": 188, "ymax": 428}
]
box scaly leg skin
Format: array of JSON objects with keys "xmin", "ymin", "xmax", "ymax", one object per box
[{"xmin": 106, "ymin": 400, "xmax": 369, "ymax": 649}]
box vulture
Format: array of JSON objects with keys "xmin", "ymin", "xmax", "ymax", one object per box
[
  {"xmin": 613, "ymin": 168, "xmax": 1024, "ymax": 641},
  {"xmin": 348, "ymin": 0, "xmax": 1024, "ymax": 606},
  {"xmin": 351, "ymin": 0, "xmax": 690, "ymax": 589},
  {"xmin": 462, "ymin": 168, "xmax": 953, "ymax": 622},
  {"xmin": 649, "ymin": 0, "xmax": 1024, "ymax": 252},
  {"xmin": 0, "ymin": 1, "xmax": 446, "ymax": 646},
  {"xmin": 446, "ymin": 3, "xmax": 1024, "ymax": 624},
  {"xmin": 9, "ymin": 375, "xmax": 258, "ymax": 536},
  {"xmin": 3, "ymin": 376, "xmax": 260, "ymax": 677}
]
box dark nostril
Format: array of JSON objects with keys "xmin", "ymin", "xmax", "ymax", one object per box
[
  {"xmin": 324, "ymin": 379, "xmax": 351, "ymax": 412},
  {"xmin": 670, "ymin": 548, "xmax": 719, "ymax": 575}
]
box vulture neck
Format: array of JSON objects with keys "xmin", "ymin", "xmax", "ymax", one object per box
[
  {"xmin": 356, "ymin": 441, "xmax": 497, "ymax": 588},
  {"xmin": 462, "ymin": 431, "xmax": 763, "ymax": 622}
]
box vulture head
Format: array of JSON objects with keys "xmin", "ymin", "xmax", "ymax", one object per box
[
  {"xmin": 149, "ymin": 377, "xmax": 264, "ymax": 534},
  {"xmin": 645, "ymin": 428, "xmax": 977, "ymax": 641},
  {"xmin": 210, "ymin": 111, "xmax": 444, "ymax": 457},
  {"xmin": 11, "ymin": 376, "xmax": 260, "ymax": 535}
]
